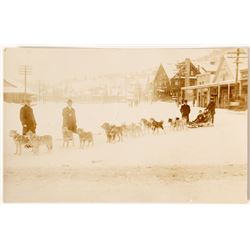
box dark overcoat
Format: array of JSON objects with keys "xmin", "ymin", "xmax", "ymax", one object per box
[
  {"xmin": 62, "ymin": 107, "xmax": 77, "ymax": 133},
  {"xmin": 206, "ymin": 101, "xmax": 216, "ymax": 115},
  {"xmin": 20, "ymin": 104, "xmax": 37, "ymax": 135},
  {"xmin": 180, "ymin": 104, "xmax": 191, "ymax": 116}
]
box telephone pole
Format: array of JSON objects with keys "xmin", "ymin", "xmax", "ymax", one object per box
[
  {"xmin": 176, "ymin": 62, "xmax": 184, "ymax": 106},
  {"xmin": 227, "ymin": 49, "xmax": 247, "ymax": 99},
  {"xmin": 19, "ymin": 65, "xmax": 32, "ymax": 96}
]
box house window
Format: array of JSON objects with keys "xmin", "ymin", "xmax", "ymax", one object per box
[{"xmin": 190, "ymin": 71, "xmax": 194, "ymax": 76}]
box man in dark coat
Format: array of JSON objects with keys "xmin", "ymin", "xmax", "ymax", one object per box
[
  {"xmin": 20, "ymin": 99, "xmax": 37, "ymax": 135},
  {"xmin": 180, "ymin": 100, "xmax": 191, "ymax": 123},
  {"xmin": 62, "ymin": 99, "xmax": 77, "ymax": 133},
  {"xmin": 206, "ymin": 99, "xmax": 216, "ymax": 124}
]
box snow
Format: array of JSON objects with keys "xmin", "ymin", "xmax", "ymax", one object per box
[
  {"xmin": 3, "ymin": 101, "xmax": 247, "ymax": 202},
  {"xmin": 3, "ymin": 101, "xmax": 247, "ymax": 169}
]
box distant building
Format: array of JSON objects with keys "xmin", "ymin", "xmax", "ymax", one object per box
[
  {"xmin": 4, "ymin": 79, "xmax": 16, "ymax": 88},
  {"xmin": 181, "ymin": 55, "xmax": 248, "ymax": 109},
  {"xmin": 194, "ymin": 61, "xmax": 217, "ymax": 107},
  {"xmin": 171, "ymin": 58, "xmax": 201, "ymax": 103},
  {"xmin": 240, "ymin": 68, "xmax": 248, "ymax": 106},
  {"xmin": 150, "ymin": 64, "xmax": 171, "ymax": 101},
  {"xmin": 3, "ymin": 80, "xmax": 37, "ymax": 103}
]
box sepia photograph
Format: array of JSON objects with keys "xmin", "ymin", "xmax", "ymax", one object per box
[{"xmin": 2, "ymin": 47, "xmax": 248, "ymax": 203}]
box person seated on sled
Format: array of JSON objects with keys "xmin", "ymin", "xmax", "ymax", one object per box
[
  {"xmin": 202, "ymin": 109, "xmax": 212, "ymax": 123},
  {"xmin": 192, "ymin": 110, "xmax": 206, "ymax": 124}
]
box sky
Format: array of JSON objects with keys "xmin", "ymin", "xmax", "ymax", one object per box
[{"xmin": 3, "ymin": 47, "xmax": 231, "ymax": 87}]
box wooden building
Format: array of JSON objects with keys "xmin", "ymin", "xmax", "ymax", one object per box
[
  {"xmin": 181, "ymin": 55, "xmax": 248, "ymax": 109},
  {"xmin": 150, "ymin": 64, "xmax": 171, "ymax": 101},
  {"xmin": 3, "ymin": 80, "xmax": 37, "ymax": 103},
  {"xmin": 240, "ymin": 68, "xmax": 248, "ymax": 107},
  {"xmin": 171, "ymin": 58, "xmax": 201, "ymax": 103}
]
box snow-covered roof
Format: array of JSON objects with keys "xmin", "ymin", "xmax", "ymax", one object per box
[
  {"xmin": 212, "ymin": 54, "xmax": 248, "ymax": 83},
  {"xmin": 4, "ymin": 86, "xmax": 36, "ymax": 95},
  {"xmin": 225, "ymin": 56, "xmax": 248, "ymax": 78},
  {"xmin": 4, "ymin": 79, "xmax": 36, "ymax": 94},
  {"xmin": 163, "ymin": 63, "xmax": 177, "ymax": 79},
  {"xmin": 198, "ymin": 61, "xmax": 218, "ymax": 73},
  {"xmin": 4, "ymin": 79, "xmax": 17, "ymax": 88}
]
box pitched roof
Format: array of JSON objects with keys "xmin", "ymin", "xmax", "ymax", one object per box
[
  {"xmin": 213, "ymin": 54, "xmax": 248, "ymax": 83},
  {"xmin": 197, "ymin": 60, "xmax": 218, "ymax": 73},
  {"xmin": 171, "ymin": 59, "xmax": 200, "ymax": 79},
  {"xmin": 153, "ymin": 64, "xmax": 170, "ymax": 83},
  {"xmin": 4, "ymin": 79, "xmax": 17, "ymax": 88},
  {"xmin": 4, "ymin": 79, "xmax": 36, "ymax": 94}
]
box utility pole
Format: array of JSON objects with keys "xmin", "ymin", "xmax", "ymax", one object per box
[
  {"xmin": 178, "ymin": 69, "xmax": 181, "ymax": 106},
  {"xmin": 176, "ymin": 62, "xmax": 184, "ymax": 106},
  {"xmin": 227, "ymin": 48, "xmax": 247, "ymax": 100},
  {"xmin": 19, "ymin": 65, "xmax": 32, "ymax": 97}
]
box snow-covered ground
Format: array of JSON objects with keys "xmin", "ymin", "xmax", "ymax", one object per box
[{"xmin": 3, "ymin": 101, "xmax": 248, "ymax": 202}]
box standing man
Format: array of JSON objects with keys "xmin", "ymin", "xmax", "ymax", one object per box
[
  {"xmin": 192, "ymin": 96, "xmax": 196, "ymax": 107},
  {"xmin": 20, "ymin": 98, "xmax": 37, "ymax": 135},
  {"xmin": 62, "ymin": 99, "xmax": 77, "ymax": 133},
  {"xmin": 206, "ymin": 99, "xmax": 216, "ymax": 124},
  {"xmin": 180, "ymin": 99, "xmax": 191, "ymax": 123}
]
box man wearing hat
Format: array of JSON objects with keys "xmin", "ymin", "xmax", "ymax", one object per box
[
  {"xmin": 20, "ymin": 98, "xmax": 37, "ymax": 135},
  {"xmin": 206, "ymin": 98, "xmax": 216, "ymax": 124},
  {"xmin": 180, "ymin": 99, "xmax": 191, "ymax": 123},
  {"xmin": 62, "ymin": 99, "xmax": 77, "ymax": 133}
]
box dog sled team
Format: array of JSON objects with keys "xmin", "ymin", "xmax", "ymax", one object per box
[{"xmin": 10, "ymin": 98, "xmax": 216, "ymax": 155}]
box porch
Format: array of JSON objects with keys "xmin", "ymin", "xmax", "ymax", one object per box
[{"xmin": 181, "ymin": 81, "xmax": 246, "ymax": 109}]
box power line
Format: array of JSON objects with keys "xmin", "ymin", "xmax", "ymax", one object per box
[
  {"xmin": 227, "ymin": 49, "xmax": 247, "ymax": 98},
  {"xmin": 19, "ymin": 65, "xmax": 32, "ymax": 95}
]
